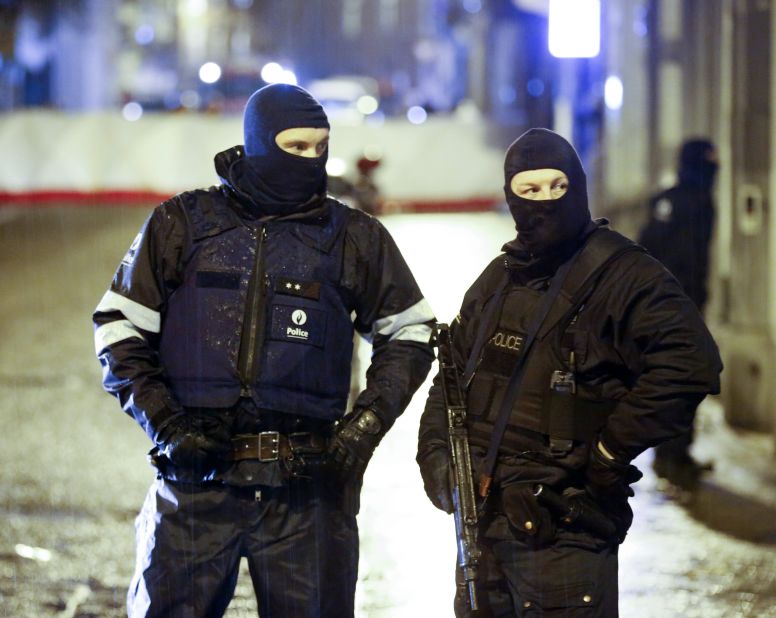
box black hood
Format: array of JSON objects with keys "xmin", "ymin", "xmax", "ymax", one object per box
[
  {"xmin": 503, "ymin": 128, "xmax": 592, "ymax": 257},
  {"xmin": 239, "ymin": 83, "xmax": 330, "ymax": 211},
  {"xmin": 677, "ymin": 139, "xmax": 717, "ymax": 191}
]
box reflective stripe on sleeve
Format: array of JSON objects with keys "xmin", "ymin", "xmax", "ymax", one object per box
[
  {"xmin": 373, "ymin": 298, "xmax": 435, "ymax": 343},
  {"xmin": 389, "ymin": 322, "xmax": 433, "ymax": 344},
  {"xmin": 94, "ymin": 320, "xmax": 145, "ymax": 355},
  {"xmin": 95, "ymin": 290, "xmax": 161, "ymax": 333}
]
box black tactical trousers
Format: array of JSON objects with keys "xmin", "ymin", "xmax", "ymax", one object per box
[
  {"xmin": 454, "ymin": 513, "xmax": 619, "ymax": 617},
  {"xmin": 128, "ymin": 477, "xmax": 358, "ymax": 617}
]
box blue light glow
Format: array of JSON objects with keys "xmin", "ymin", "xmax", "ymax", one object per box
[
  {"xmin": 134, "ymin": 24, "xmax": 155, "ymax": 46},
  {"xmin": 463, "ymin": 0, "xmax": 482, "ymax": 14},
  {"xmin": 548, "ymin": 0, "xmax": 601, "ymax": 58},
  {"xmin": 526, "ymin": 79, "xmax": 545, "ymax": 97},
  {"xmin": 498, "ymin": 85, "xmax": 516, "ymax": 104}
]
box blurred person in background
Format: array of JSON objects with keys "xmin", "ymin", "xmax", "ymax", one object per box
[
  {"xmin": 326, "ymin": 154, "xmax": 383, "ymax": 217},
  {"xmin": 350, "ymin": 155, "xmax": 382, "ymax": 216},
  {"xmin": 638, "ymin": 138, "xmax": 718, "ymax": 490},
  {"xmin": 417, "ymin": 128, "xmax": 722, "ymax": 616},
  {"xmin": 93, "ymin": 83, "xmax": 434, "ymax": 618}
]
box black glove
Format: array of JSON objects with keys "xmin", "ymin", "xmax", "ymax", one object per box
[
  {"xmin": 418, "ymin": 449, "xmax": 453, "ymax": 514},
  {"xmin": 328, "ymin": 409, "xmax": 384, "ymax": 485},
  {"xmin": 585, "ymin": 441, "xmax": 643, "ymax": 502},
  {"xmin": 155, "ymin": 413, "xmax": 232, "ymax": 471}
]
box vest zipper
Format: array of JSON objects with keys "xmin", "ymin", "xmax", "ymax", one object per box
[{"xmin": 238, "ymin": 225, "xmax": 267, "ymax": 397}]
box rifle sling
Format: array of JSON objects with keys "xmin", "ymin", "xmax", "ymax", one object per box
[{"xmin": 477, "ymin": 246, "xmax": 580, "ymax": 498}]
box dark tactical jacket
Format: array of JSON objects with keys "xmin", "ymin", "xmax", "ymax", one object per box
[
  {"xmin": 419, "ymin": 221, "xmax": 722, "ymax": 490},
  {"xmin": 638, "ymin": 185, "xmax": 714, "ymax": 309}
]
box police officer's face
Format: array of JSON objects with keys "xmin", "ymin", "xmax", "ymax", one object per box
[
  {"xmin": 275, "ymin": 127, "xmax": 330, "ymax": 158},
  {"xmin": 509, "ymin": 168, "xmax": 569, "ymax": 200}
]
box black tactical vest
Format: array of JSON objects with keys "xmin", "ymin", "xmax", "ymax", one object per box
[{"xmin": 464, "ymin": 228, "xmax": 641, "ymax": 451}]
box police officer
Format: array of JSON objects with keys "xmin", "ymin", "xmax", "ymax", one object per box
[
  {"xmin": 417, "ymin": 128, "xmax": 722, "ymax": 616},
  {"xmin": 638, "ymin": 138, "xmax": 718, "ymax": 488},
  {"xmin": 93, "ymin": 83, "xmax": 435, "ymax": 617}
]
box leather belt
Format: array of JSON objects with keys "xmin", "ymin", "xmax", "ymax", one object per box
[{"xmin": 228, "ymin": 432, "xmax": 327, "ymax": 462}]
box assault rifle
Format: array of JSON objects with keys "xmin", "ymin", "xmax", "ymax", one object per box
[{"xmin": 435, "ymin": 323, "xmax": 481, "ymax": 611}]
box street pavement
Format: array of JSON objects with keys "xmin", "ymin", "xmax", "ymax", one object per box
[{"xmin": 1, "ymin": 205, "xmax": 775, "ymax": 617}]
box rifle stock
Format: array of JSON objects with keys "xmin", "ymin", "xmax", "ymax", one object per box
[{"xmin": 436, "ymin": 323, "xmax": 481, "ymax": 611}]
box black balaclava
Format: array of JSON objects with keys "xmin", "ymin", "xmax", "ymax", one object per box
[
  {"xmin": 677, "ymin": 139, "xmax": 717, "ymax": 192},
  {"xmin": 235, "ymin": 83, "xmax": 330, "ymax": 211},
  {"xmin": 504, "ymin": 128, "xmax": 592, "ymax": 257}
]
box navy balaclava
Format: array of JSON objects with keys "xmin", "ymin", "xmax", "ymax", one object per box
[
  {"xmin": 677, "ymin": 139, "xmax": 717, "ymax": 192},
  {"xmin": 238, "ymin": 83, "xmax": 330, "ymax": 208},
  {"xmin": 504, "ymin": 128, "xmax": 592, "ymax": 256}
]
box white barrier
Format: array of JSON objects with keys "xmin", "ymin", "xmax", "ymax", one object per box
[{"xmin": 0, "ymin": 110, "xmax": 505, "ymax": 202}]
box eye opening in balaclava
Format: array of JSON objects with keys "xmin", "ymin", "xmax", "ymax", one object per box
[
  {"xmin": 237, "ymin": 83, "xmax": 330, "ymax": 208},
  {"xmin": 503, "ymin": 128, "xmax": 592, "ymax": 257}
]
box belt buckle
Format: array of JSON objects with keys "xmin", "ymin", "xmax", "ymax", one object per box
[{"xmin": 258, "ymin": 431, "xmax": 280, "ymax": 462}]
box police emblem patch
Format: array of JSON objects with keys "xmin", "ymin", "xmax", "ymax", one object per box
[
  {"xmin": 121, "ymin": 233, "xmax": 142, "ymax": 266},
  {"xmin": 654, "ymin": 198, "xmax": 673, "ymax": 222}
]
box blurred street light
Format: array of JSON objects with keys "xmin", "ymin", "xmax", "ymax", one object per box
[
  {"xmin": 122, "ymin": 101, "xmax": 143, "ymax": 121},
  {"xmin": 407, "ymin": 105, "xmax": 428, "ymax": 124},
  {"xmin": 326, "ymin": 157, "xmax": 347, "ymax": 177},
  {"xmin": 604, "ymin": 75, "xmax": 623, "ymax": 110},
  {"xmin": 260, "ymin": 62, "xmax": 297, "ymax": 85},
  {"xmin": 356, "ymin": 95, "xmax": 379, "ymax": 115},
  {"xmin": 199, "ymin": 61, "xmax": 222, "ymax": 84},
  {"xmin": 548, "ymin": 0, "xmax": 600, "ymax": 58}
]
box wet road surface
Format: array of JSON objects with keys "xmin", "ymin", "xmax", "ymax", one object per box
[{"xmin": 1, "ymin": 205, "xmax": 775, "ymax": 616}]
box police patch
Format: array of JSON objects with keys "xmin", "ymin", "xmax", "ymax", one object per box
[
  {"xmin": 121, "ymin": 233, "xmax": 142, "ymax": 267},
  {"xmin": 489, "ymin": 329, "xmax": 525, "ymax": 354},
  {"xmin": 269, "ymin": 304, "xmax": 326, "ymax": 347},
  {"xmin": 479, "ymin": 329, "xmax": 526, "ymax": 376}
]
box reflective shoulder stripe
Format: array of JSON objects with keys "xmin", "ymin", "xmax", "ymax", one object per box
[
  {"xmin": 94, "ymin": 320, "xmax": 145, "ymax": 355},
  {"xmin": 95, "ymin": 290, "xmax": 161, "ymax": 333},
  {"xmin": 373, "ymin": 298, "xmax": 435, "ymax": 342},
  {"xmin": 390, "ymin": 322, "xmax": 433, "ymax": 344}
]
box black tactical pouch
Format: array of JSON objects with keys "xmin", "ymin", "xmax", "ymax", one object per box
[{"xmin": 500, "ymin": 484, "xmax": 557, "ymax": 548}]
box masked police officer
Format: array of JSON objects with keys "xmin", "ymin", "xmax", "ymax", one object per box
[
  {"xmin": 638, "ymin": 138, "xmax": 719, "ymax": 489},
  {"xmin": 417, "ymin": 128, "xmax": 722, "ymax": 616},
  {"xmin": 93, "ymin": 83, "xmax": 434, "ymax": 617}
]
